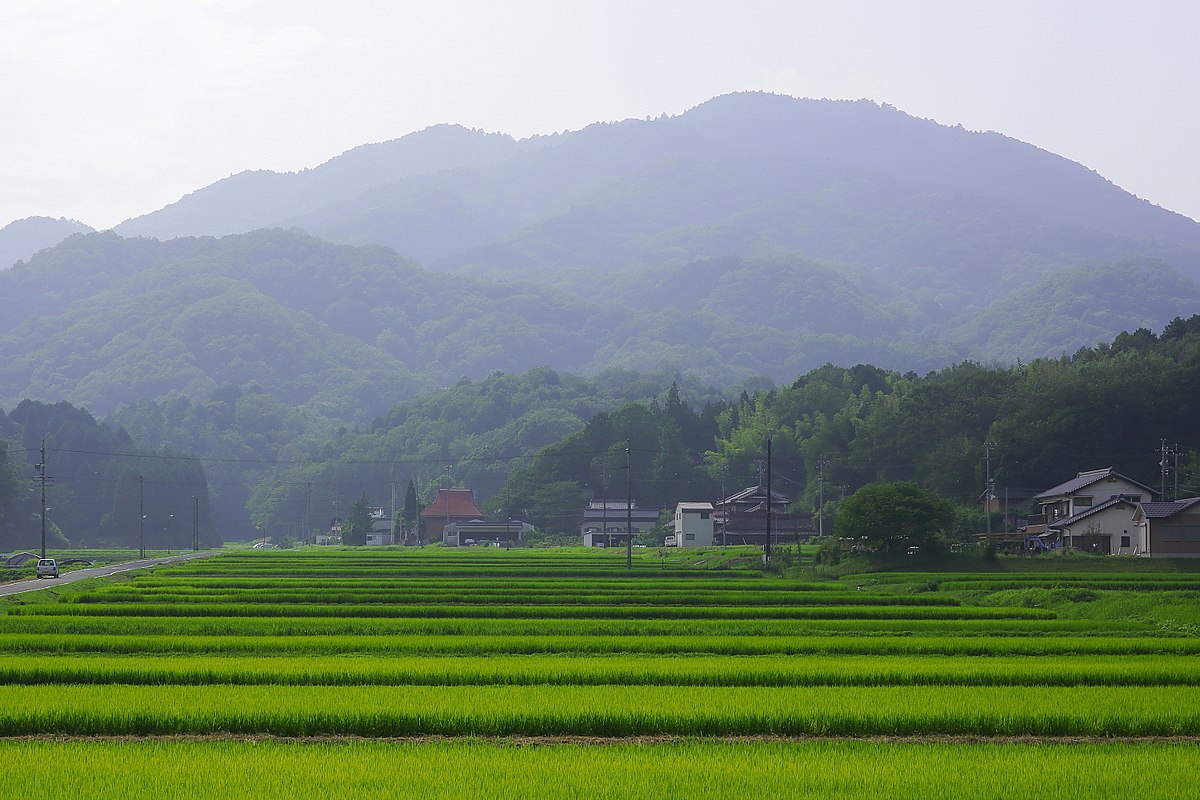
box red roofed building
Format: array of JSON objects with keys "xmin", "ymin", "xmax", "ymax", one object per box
[{"xmin": 420, "ymin": 488, "xmax": 484, "ymax": 543}]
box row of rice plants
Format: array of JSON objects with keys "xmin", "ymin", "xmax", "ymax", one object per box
[
  {"xmin": 6, "ymin": 739, "xmax": 1198, "ymax": 800},
  {"xmin": 3, "ymin": 652, "xmax": 1199, "ymax": 688},
  {"xmin": 6, "ymin": 601, "xmax": 1053, "ymax": 620},
  {"xmin": 845, "ymin": 571, "xmax": 1200, "ymax": 584},
  {"xmin": 0, "ymin": 684, "xmax": 1197, "ymax": 736},
  {"xmin": 5, "ymin": 632, "xmax": 1197, "ymax": 657},
  {"xmin": 67, "ymin": 589, "xmax": 961, "ymax": 607},
  {"xmin": 123, "ymin": 576, "xmax": 830, "ymax": 591},
  {"xmin": 0, "ymin": 611, "xmax": 1153, "ymax": 639},
  {"xmin": 939, "ymin": 580, "xmax": 1200, "ymax": 591}
]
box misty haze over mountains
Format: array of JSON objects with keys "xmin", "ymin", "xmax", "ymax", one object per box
[{"xmin": 3, "ymin": 92, "xmax": 1200, "ymax": 419}]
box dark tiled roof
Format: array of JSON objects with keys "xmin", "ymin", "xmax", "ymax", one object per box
[
  {"xmin": 1138, "ymin": 498, "xmax": 1200, "ymax": 519},
  {"xmin": 1035, "ymin": 467, "xmax": 1154, "ymax": 499},
  {"xmin": 420, "ymin": 489, "xmax": 483, "ymax": 519},
  {"xmin": 581, "ymin": 509, "xmax": 660, "ymax": 521},
  {"xmin": 720, "ymin": 485, "xmax": 791, "ymax": 505},
  {"xmin": 1053, "ymin": 496, "xmax": 1137, "ymax": 528}
]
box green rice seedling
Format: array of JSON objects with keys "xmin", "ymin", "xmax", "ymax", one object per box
[
  {"xmin": 0, "ymin": 684, "xmax": 1196, "ymax": 737},
  {"xmin": 0, "ymin": 613, "xmax": 1152, "ymax": 639},
  {"xmin": 940, "ymin": 580, "xmax": 1200, "ymax": 591},
  {"xmin": 1, "ymin": 740, "xmax": 1198, "ymax": 800},
  {"xmin": 2, "ymin": 653, "xmax": 1199, "ymax": 689},
  {"xmin": 1, "ymin": 632, "xmax": 1198, "ymax": 657},
  {"xmin": 6, "ymin": 602, "xmax": 1052, "ymax": 620},
  {"xmin": 67, "ymin": 589, "xmax": 960, "ymax": 607}
]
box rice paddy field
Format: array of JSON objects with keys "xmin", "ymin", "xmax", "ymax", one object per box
[{"xmin": 2, "ymin": 546, "xmax": 1199, "ymax": 798}]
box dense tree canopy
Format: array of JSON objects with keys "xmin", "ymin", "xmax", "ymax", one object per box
[
  {"xmin": 0, "ymin": 401, "xmax": 217, "ymax": 551},
  {"xmin": 835, "ymin": 482, "xmax": 954, "ymax": 553},
  {"xmin": 340, "ymin": 494, "xmax": 372, "ymax": 546}
]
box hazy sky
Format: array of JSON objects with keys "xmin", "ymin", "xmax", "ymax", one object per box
[{"xmin": 3, "ymin": 0, "xmax": 1198, "ymax": 229}]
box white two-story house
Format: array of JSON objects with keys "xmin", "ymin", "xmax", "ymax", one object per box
[{"xmin": 1027, "ymin": 467, "xmax": 1154, "ymax": 554}]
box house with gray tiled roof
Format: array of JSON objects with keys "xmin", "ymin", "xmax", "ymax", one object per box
[
  {"xmin": 1025, "ymin": 467, "xmax": 1155, "ymax": 554},
  {"xmin": 1053, "ymin": 496, "xmax": 1143, "ymax": 555},
  {"xmin": 1132, "ymin": 498, "xmax": 1200, "ymax": 557}
]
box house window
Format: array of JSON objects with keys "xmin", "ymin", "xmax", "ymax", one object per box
[
  {"xmin": 700, "ymin": 511, "xmax": 710, "ymax": 520},
  {"xmin": 685, "ymin": 533, "xmax": 695, "ymax": 540},
  {"xmin": 1163, "ymin": 526, "xmax": 1183, "ymax": 542},
  {"xmin": 1073, "ymin": 496, "xmax": 1092, "ymax": 507},
  {"xmin": 1185, "ymin": 526, "xmax": 1200, "ymax": 542},
  {"xmin": 1120, "ymin": 535, "xmax": 1131, "ymax": 548}
]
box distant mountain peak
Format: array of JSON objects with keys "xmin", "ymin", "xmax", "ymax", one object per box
[{"xmin": 0, "ymin": 215, "xmax": 95, "ymax": 269}]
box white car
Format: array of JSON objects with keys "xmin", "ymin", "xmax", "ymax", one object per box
[{"xmin": 35, "ymin": 558, "xmax": 59, "ymax": 579}]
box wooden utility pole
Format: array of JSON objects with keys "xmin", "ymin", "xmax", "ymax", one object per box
[
  {"xmin": 138, "ymin": 474, "xmax": 145, "ymax": 559},
  {"xmin": 764, "ymin": 436, "xmax": 772, "ymax": 562},
  {"xmin": 625, "ymin": 447, "xmax": 633, "ymax": 570},
  {"xmin": 35, "ymin": 439, "xmax": 52, "ymax": 558},
  {"xmin": 983, "ymin": 441, "xmax": 996, "ymax": 536}
]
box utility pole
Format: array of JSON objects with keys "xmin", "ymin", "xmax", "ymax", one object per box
[
  {"xmin": 138, "ymin": 474, "xmax": 145, "ymax": 560},
  {"xmin": 443, "ymin": 465, "xmax": 452, "ymax": 540},
  {"xmin": 1158, "ymin": 439, "xmax": 1173, "ymax": 499},
  {"xmin": 983, "ymin": 441, "xmax": 996, "ymax": 537},
  {"xmin": 720, "ymin": 467, "xmax": 727, "ymax": 548},
  {"xmin": 1174, "ymin": 444, "xmax": 1180, "ymax": 502},
  {"xmin": 35, "ymin": 438, "xmax": 53, "ymax": 559},
  {"xmin": 625, "ymin": 447, "xmax": 633, "ymax": 570},
  {"xmin": 303, "ymin": 482, "xmax": 312, "ymax": 543},
  {"xmin": 600, "ymin": 470, "xmax": 610, "ymax": 548},
  {"xmin": 817, "ymin": 456, "xmax": 828, "ymax": 538},
  {"xmin": 764, "ymin": 436, "xmax": 772, "ymax": 563},
  {"xmin": 192, "ymin": 495, "xmax": 199, "ymax": 551}
]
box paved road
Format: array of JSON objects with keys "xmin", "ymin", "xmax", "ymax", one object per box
[{"xmin": 0, "ymin": 551, "xmax": 218, "ymax": 597}]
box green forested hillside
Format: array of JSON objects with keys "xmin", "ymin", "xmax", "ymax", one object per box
[
  {"xmin": 233, "ymin": 368, "xmax": 735, "ymax": 537},
  {"xmin": 89, "ymin": 91, "xmax": 1200, "ymax": 385},
  {"xmin": 4, "ymin": 319, "xmax": 1199, "ymax": 543},
  {"xmin": 487, "ymin": 319, "xmax": 1200, "ymax": 535},
  {"xmin": 3, "ymin": 228, "xmax": 1197, "ymax": 426},
  {"xmin": 0, "ymin": 401, "xmax": 215, "ymax": 550}
]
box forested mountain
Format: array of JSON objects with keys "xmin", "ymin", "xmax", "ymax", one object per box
[
  {"xmin": 0, "ymin": 229, "xmax": 611, "ymax": 419},
  {"xmin": 4, "ymin": 93, "xmax": 1200, "ymax": 542},
  {"xmin": 115, "ymin": 124, "xmax": 532, "ymax": 242},
  {"xmin": 0, "ymin": 216, "xmax": 93, "ymax": 270},
  {"xmin": 3, "ymin": 226, "xmax": 1199, "ymax": 426},
  {"xmin": 91, "ymin": 91, "xmax": 1200, "ymax": 388},
  {"xmin": 0, "ymin": 400, "xmax": 216, "ymax": 550},
  {"xmin": 116, "ymin": 93, "xmax": 1200, "ymax": 273}
]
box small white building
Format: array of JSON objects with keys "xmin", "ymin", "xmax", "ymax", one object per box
[
  {"xmin": 366, "ymin": 507, "xmax": 394, "ymax": 546},
  {"xmin": 1054, "ymin": 496, "xmax": 1141, "ymax": 555},
  {"xmin": 673, "ymin": 502, "xmax": 715, "ymax": 547}
]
